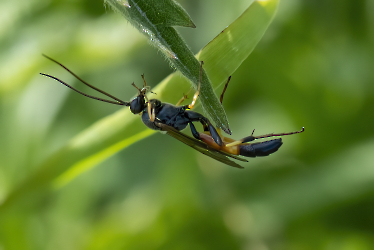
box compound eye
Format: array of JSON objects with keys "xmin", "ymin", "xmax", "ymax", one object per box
[{"xmin": 130, "ymin": 96, "xmax": 145, "ymax": 114}]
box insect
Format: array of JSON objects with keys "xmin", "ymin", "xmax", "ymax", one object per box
[{"xmin": 40, "ymin": 54, "xmax": 304, "ymax": 168}]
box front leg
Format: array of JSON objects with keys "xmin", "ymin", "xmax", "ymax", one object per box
[{"xmin": 176, "ymin": 61, "xmax": 204, "ymax": 109}]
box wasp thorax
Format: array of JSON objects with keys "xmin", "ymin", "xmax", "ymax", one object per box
[{"xmin": 149, "ymin": 99, "xmax": 161, "ymax": 108}]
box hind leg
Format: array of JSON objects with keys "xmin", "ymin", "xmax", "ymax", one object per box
[
  {"xmin": 185, "ymin": 110, "xmax": 223, "ymax": 146},
  {"xmin": 220, "ymin": 76, "xmax": 231, "ymax": 104},
  {"xmin": 226, "ymin": 127, "xmax": 305, "ymax": 147}
]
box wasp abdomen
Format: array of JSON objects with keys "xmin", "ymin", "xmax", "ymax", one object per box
[{"xmin": 239, "ymin": 138, "xmax": 283, "ymax": 157}]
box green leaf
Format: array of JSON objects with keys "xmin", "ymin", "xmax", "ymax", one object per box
[
  {"xmin": 198, "ymin": 0, "xmax": 279, "ymax": 87},
  {"xmin": 107, "ymin": 0, "xmax": 196, "ymax": 28},
  {"xmin": 105, "ymin": 0, "xmax": 231, "ymax": 133},
  {"xmin": 0, "ymin": 0, "xmax": 279, "ymax": 211}
]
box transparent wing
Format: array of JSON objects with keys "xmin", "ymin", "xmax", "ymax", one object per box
[{"xmin": 156, "ymin": 123, "xmax": 247, "ymax": 169}]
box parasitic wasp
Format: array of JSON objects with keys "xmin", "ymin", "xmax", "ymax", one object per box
[{"xmin": 40, "ymin": 55, "xmax": 304, "ymax": 168}]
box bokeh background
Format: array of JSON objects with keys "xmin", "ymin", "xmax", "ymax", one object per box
[{"xmin": 1, "ymin": 0, "xmax": 374, "ymax": 249}]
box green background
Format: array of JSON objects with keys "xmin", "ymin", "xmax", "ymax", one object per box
[{"xmin": 1, "ymin": 0, "xmax": 374, "ymax": 249}]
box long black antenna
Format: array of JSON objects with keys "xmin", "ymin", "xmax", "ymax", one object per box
[
  {"xmin": 40, "ymin": 54, "xmax": 129, "ymax": 106},
  {"xmin": 40, "ymin": 73, "xmax": 128, "ymax": 105}
]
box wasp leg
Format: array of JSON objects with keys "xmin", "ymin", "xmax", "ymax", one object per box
[
  {"xmin": 186, "ymin": 110, "xmax": 222, "ymax": 146},
  {"xmin": 142, "ymin": 94, "xmax": 153, "ymax": 121},
  {"xmin": 225, "ymin": 129, "xmax": 256, "ymax": 147},
  {"xmin": 186, "ymin": 87, "xmax": 200, "ymax": 109},
  {"xmin": 188, "ymin": 122, "xmax": 200, "ymax": 140},
  {"xmin": 183, "ymin": 61, "xmax": 203, "ymax": 110},
  {"xmin": 176, "ymin": 91, "xmax": 191, "ymax": 106},
  {"xmin": 226, "ymin": 127, "xmax": 305, "ymax": 147},
  {"xmin": 220, "ymin": 76, "xmax": 231, "ymax": 104},
  {"xmin": 137, "ymin": 75, "xmax": 155, "ymax": 121},
  {"xmin": 215, "ymin": 127, "xmax": 222, "ymax": 138}
]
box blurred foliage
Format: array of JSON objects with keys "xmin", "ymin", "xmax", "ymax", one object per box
[{"xmin": 0, "ymin": 0, "xmax": 374, "ymax": 250}]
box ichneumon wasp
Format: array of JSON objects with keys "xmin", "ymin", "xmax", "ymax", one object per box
[{"xmin": 40, "ymin": 54, "xmax": 304, "ymax": 168}]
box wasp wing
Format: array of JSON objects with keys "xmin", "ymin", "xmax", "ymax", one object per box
[{"xmin": 156, "ymin": 123, "xmax": 247, "ymax": 169}]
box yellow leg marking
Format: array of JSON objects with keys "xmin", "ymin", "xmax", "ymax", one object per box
[
  {"xmin": 187, "ymin": 90, "xmax": 199, "ymax": 109},
  {"xmin": 222, "ymin": 136, "xmax": 235, "ymax": 143},
  {"xmin": 176, "ymin": 93, "xmax": 189, "ymax": 106},
  {"xmin": 225, "ymin": 140, "xmax": 243, "ymax": 147},
  {"xmin": 187, "ymin": 61, "xmax": 203, "ymax": 109},
  {"xmin": 150, "ymin": 106, "xmax": 156, "ymax": 122},
  {"xmin": 139, "ymin": 89, "xmax": 152, "ymax": 121},
  {"xmin": 146, "ymin": 102, "xmax": 152, "ymax": 121},
  {"xmin": 199, "ymin": 132, "xmax": 240, "ymax": 155}
]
